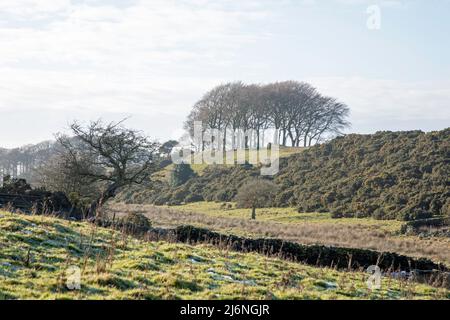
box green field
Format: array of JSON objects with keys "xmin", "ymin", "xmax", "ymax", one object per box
[
  {"xmin": 167, "ymin": 201, "xmax": 403, "ymax": 233},
  {"xmin": 1, "ymin": 210, "xmax": 448, "ymax": 300}
]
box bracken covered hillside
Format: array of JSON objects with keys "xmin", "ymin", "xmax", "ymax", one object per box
[
  {"xmin": 275, "ymin": 129, "xmax": 450, "ymax": 220},
  {"xmin": 118, "ymin": 129, "xmax": 449, "ymax": 221},
  {"xmin": 118, "ymin": 164, "xmax": 260, "ymax": 206}
]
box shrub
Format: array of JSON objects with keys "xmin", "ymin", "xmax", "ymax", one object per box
[
  {"xmin": 119, "ymin": 212, "xmax": 152, "ymax": 233},
  {"xmin": 442, "ymin": 199, "xmax": 450, "ymax": 217},
  {"xmin": 235, "ymin": 179, "xmax": 277, "ymax": 219},
  {"xmin": 170, "ymin": 163, "xmax": 196, "ymax": 187},
  {"xmin": 184, "ymin": 193, "xmax": 204, "ymax": 203}
]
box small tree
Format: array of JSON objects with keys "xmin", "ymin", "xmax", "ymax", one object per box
[
  {"xmin": 34, "ymin": 153, "xmax": 100, "ymax": 201},
  {"xmin": 57, "ymin": 119, "xmax": 160, "ymax": 218},
  {"xmin": 0, "ymin": 175, "xmax": 32, "ymax": 194},
  {"xmin": 159, "ymin": 140, "xmax": 179, "ymax": 158},
  {"xmin": 443, "ymin": 199, "xmax": 450, "ymax": 217},
  {"xmin": 235, "ymin": 179, "xmax": 277, "ymax": 219},
  {"xmin": 170, "ymin": 163, "xmax": 195, "ymax": 187}
]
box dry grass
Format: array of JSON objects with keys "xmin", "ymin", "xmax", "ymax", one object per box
[{"xmin": 108, "ymin": 203, "xmax": 450, "ymax": 265}]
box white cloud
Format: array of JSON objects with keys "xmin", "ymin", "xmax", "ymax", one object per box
[
  {"xmin": 308, "ymin": 77, "xmax": 450, "ymax": 133},
  {"xmin": 0, "ymin": 0, "xmax": 448, "ymax": 147},
  {"xmin": 0, "ymin": 0, "xmax": 281, "ymax": 146},
  {"xmin": 0, "ymin": 0, "xmax": 273, "ymax": 114},
  {"xmin": 0, "ymin": 0, "xmax": 72, "ymax": 20}
]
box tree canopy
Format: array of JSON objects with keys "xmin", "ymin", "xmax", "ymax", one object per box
[
  {"xmin": 185, "ymin": 81, "xmax": 350, "ymax": 151},
  {"xmin": 235, "ymin": 179, "xmax": 277, "ymax": 219}
]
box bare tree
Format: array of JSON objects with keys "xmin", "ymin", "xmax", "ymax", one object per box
[
  {"xmin": 223, "ymin": 82, "xmax": 246, "ymax": 150},
  {"xmin": 303, "ymin": 96, "xmax": 350, "ymax": 146},
  {"xmin": 263, "ymin": 82, "xmax": 290, "ymax": 145},
  {"xmin": 285, "ymin": 82, "xmax": 318, "ymax": 147},
  {"xmin": 33, "ymin": 150, "xmax": 101, "ymax": 205},
  {"xmin": 57, "ymin": 119, "xmax": 160, "ymax": 218},
  {"xmin": 0, "ymin": 140, "xmax": 56, "ymax": 184},
  {"xmin": 247, "ymin": 84, "xmax": 270, "ymax": 149},
  {"xmin": 184, "ymin": 84, "xmax": 229, "ymax": 151}
]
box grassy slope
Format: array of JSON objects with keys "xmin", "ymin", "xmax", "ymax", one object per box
[
  {"xmin": 1, "ymin": 211, "xmax": 448, "ymax": 300},
  {"xmin": 156, "ymin": 146, "xmax": 305, "ymax": 180},
  {"xmin": 274, "ymin": 130, "xmax": 450, "ymax": 219}
]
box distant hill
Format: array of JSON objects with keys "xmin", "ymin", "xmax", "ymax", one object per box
[{"xmin": 118, "ymin": 128, "xmax": 450, "ymax": 221}]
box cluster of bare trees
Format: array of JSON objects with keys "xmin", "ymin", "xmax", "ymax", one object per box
[
  {"xmin": 185, "ymin": 81, "xmax": 350, "ymax": 150},
  {"xmin": 0, "ymin": 141, "xmax": 54, "ymax": 182}
]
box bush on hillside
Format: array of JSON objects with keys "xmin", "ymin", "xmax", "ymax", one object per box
[
  {"xmin": 170, "ymin": 163, "xmax": 196, "ymax": 187},
  {"xmin": 119, "ymin": 212, "xmax": 152, "ymax": 233}
]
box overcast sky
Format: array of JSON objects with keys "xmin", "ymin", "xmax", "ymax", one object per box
[{"xmin": 0, "ymin": 0, "xmax": 449, "ymax": 148}]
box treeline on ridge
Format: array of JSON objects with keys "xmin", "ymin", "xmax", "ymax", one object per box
[{"xmin": 185, "ymin": 81, "xmax": 350, "ymax": 150}]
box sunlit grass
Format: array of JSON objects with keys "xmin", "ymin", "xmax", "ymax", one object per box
[
  {"xmin": 156, "ymin": 146, "xmax": 305, "ymax": 180},
  {"xmin": 167, "ymin": 201, "xmax": 403, "ymax": 233},
  {"xmin": 1, "ymin": 210, "xmax": 447, "ymax": 300}
]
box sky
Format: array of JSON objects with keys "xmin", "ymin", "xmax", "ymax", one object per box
[{"xmin": 0, "ymin": 0, "xmax": 449, "ymax": 148}]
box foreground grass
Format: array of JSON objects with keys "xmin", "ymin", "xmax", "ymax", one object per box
[{"xmin": 0, "ymin": 211, "xmax": 448, "ymax": 300}]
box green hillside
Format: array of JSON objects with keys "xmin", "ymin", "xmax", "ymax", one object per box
[
  {"xmin": 119, "ymin": 129, "xmax": 449, "ymax": 221},
  {"xmin": 154, "ymin": 146, "xmax": 305, "ymax": 181}
]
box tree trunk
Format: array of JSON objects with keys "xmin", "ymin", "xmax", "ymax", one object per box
[
  {"xmin": 232, "ymin": 129, "xmax": 236, "ymax": 150},
  {"xmin": 223, "ymin": 129, "xmax": 227, "ymax": 152},
  {"xmin": 289, "ymin": 132, "xmax": 295, "ymax": 147},
  {"xmin": 251, "ymin": 206, "xmax": 256, "ymax": 220},
  {"xmin": 261, "ymin": 130, "xmax": 265, "ymax": 149},
  {"xmin": 87, "ymin": 183, "xmax": 119, "ymax": 219},
  {"xmin": 256, "ymin": 129, "xmax": 260, "ymax": 150}
]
